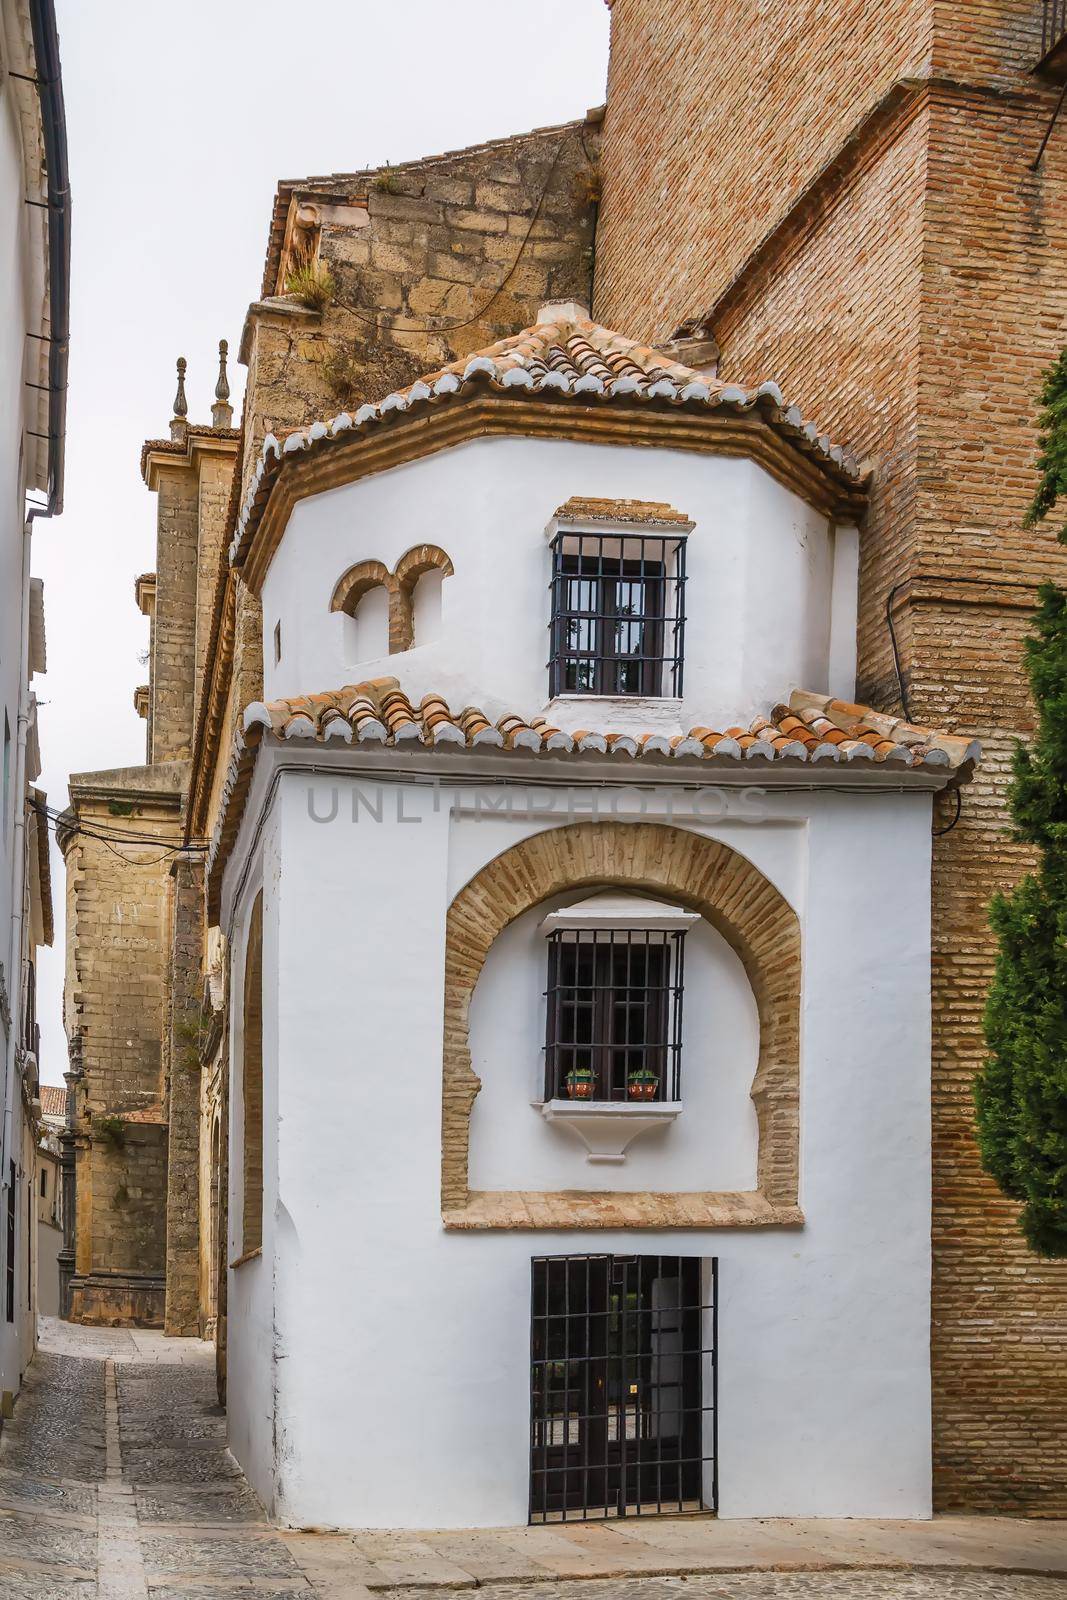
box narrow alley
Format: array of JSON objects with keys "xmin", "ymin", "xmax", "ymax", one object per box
[{"xmin": 2, "ymin": 1322, "xmax": 1067, "ymax": 1599}]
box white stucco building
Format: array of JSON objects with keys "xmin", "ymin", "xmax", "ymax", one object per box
[
  {"xmin": 211, "ymin": 306, "xmax": 979, "ymax": 1530},
  {"xmin": 0, "ymin": 0, "xmax": 66, "ymax": 1416}
]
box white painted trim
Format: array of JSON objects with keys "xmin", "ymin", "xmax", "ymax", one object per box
[
  {"xmin": 536, "ymin": 1099, "xmax": 683, "ymax": 1163},
  {"xmin": 828, "ymin": 522, "xmax": 860, "ymax": 701},
  {"xmin": 540, "ymin": 892, "xmax": 700, "ymax": 934}
]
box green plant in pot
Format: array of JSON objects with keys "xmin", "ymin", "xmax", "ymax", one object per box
[
  {"xmin": 564, "ymin": 1067, "xmax": 595, "ymax": 1101},
  {"xmin": 627, "ymin": 1068, "xmax": 660, "ymax": 1102}
]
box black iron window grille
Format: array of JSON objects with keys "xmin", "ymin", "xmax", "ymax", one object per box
[
  {"xmin": 530, "ymin": 1253, "xmax": 717, "ymax": 1522},
  {"xmin": 544, "ymin": 928, "xmax": 685, "ymax": 1104},
  {"xmin": 548, "ymin": 531, "xmax": 686, "ymax": 698},
  {"xmin": 1042, "ymin": 0, "xmax": 1067, "ymax": 59}
]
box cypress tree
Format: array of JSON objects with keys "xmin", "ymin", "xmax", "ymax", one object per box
[
  {"xmin": 1024, "ymin": 348, "xmax": 1067, "ymax": 539},
  {"xmin": 975, "ymin": 348, "xmax": 1067, "ymax": 1257}
]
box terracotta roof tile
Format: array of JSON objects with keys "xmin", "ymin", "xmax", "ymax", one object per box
[
  {"xmin": 39, "ymin": 1084, "xmax": 65, "ymax": 1120},
  {"xmin": 228, "ymin": 312, "xmax": 867, "ymax": 569},
  {"xmin": 240, "ymin": 680, "xmax": 979, "ymax": 772},
  {"xmin": 207, "ymin": 681, "xmax": 979, "ymax": 920}
]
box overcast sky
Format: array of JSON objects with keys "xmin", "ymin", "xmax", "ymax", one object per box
[{"xmin": 32, "ymin": 0, "xmax": 610, "ymax": 1084}]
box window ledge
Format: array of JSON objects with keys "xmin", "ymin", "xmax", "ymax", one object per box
[{"xmin": 535, "ymin": 1098, "xmax": 682, "ymax": 1164}]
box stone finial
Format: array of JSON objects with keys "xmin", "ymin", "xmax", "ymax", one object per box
[
  {"xmin": 212, "ymin": 339, "xmax": 233, "ymax": 427},
  {"xmin": 170, "ymin": 355, "xmax": 189, "ymax": 440}
]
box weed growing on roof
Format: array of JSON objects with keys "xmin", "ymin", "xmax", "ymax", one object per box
[{"xmin": 285, "ymin": 256, "xmax": 336, "ymax": 314}]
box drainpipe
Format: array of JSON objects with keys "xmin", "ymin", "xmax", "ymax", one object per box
[{"xmin": 26, "ymin": 0, "xmax": 70, "ymax": 520}]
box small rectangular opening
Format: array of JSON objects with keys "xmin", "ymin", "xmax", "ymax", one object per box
[{"xmin": 273, "ymin": 620, "xmax": 282, "ymax": 665}]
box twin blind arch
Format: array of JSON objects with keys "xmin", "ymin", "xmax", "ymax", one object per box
[{"xmin": 330, "ymin": 543, "xmax": 454, "ymax": 656}]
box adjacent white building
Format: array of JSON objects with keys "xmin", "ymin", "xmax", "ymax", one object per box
[
  {"xmin": 0, "ymin": 0, "xmax": 66, "ymax": 1413},
  {"xmin": 212, "ymin": 307, "xmax": 979, "ymax": 1529}
]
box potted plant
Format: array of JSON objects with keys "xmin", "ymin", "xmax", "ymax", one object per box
[
  {"xmin": 564, "ymin": 1067, "xmax": 595, "ymax": 1101},
  {"xmin": 627, "ymin": 1068, "xmax": 660, "ymax": 1102}
]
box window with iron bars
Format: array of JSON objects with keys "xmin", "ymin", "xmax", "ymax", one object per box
[
  {"xmin": 548, "ymin": 531, "xmax": 686, "ymax": 698},
  {"xmin": 530, "ymin": 1253, "xmax": 717, "ymax": 1522},
  {"xmin": 544, "ymin": 928, "xmax": 686, "ymax": 1104},
  {"xmin": 1041, "ymin": 0, "xmax": 1067, "ymax": 61}
]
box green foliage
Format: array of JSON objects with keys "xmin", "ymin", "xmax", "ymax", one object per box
[
  {"xmin": 976, "ymin": 581, "xmax": 1067, "ymax": 1255},
  {"xmin": 1024, "ymin": 347, "xmax": 1067, "ymax": 539},
  {"xmin": 284, "ymin": 256, "xmax": 337, "ymax": 313},
  {"xmin": 96, "ymin": 1114, "xmax": 127, "ymax": 1149},
  {"xmin": 373, "ymin": 163, "xmax": 403, "ymax": 195}
]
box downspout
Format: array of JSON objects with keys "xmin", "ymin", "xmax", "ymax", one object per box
[
  {"xmin": 26, "ymin": 0, "xmax": 70, "ymax": 519},
  {"xmin": 1, "ymin": 0, "xmax": 70, "ymax": 1186}
]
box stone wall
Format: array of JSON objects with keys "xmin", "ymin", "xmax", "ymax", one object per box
[
  {"xmin": 151, "ymin": 461, "xmax": 200, "ymax": 764},
  {"xmin": 164, "ymin": 854, "xmax": 206, "ymax": 1335},
  {"xmin": 61, "ymin": 768, "xmax": 186, "ymax": 1326},
  {"xmin": 239, "ymin": 118, "xmax": 601, "ymax": 486},
  {"xmin": 594, "ymin": 0, "xmax": 1067, "ymax": 1517}
]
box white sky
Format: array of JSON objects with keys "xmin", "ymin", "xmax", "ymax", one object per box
[{"xmin": 33, "ymin": 0, "xmax": 610, "ymax": 1084}]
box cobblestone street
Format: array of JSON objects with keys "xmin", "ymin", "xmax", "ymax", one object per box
[{"xmin": 1, "ymin": 1321, "xmax": 1065, "ymax": 1600}]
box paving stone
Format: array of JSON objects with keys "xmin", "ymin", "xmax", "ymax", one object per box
[
  {"xmin": 386, "ymin": 1579, "xmax": 1067, "ymax": 1600},
  {"xmin": 0, "ymin": 1577, "xmax": 95, "ymax": 1599},
  {"xmin": 0, "ymin": 1465, "xmax": 97, "ymax": 1517},
  {"xmin": 4, "ymin": 1320, "xmax": 1067, "ymax": 1600},
  {"xmin": 141, "ymin": 1529, "xmax": 304, "ymax": 1580},
  {"xmin": 147, "ymin": 1588, "xmax": 312, "ymax": 1599},
  {"xmin": 136, "ymin": 1484, "xmax": 264, "ymax": 1524},
  {"xmin": 0, "ymin": 1505, "xmax": 97, "ymax": 1567}
]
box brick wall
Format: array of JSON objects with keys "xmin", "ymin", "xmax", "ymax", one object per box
[
  {"xmin": 596, "ymin": 0, "xmax": 1067, "ymax": 1514},
  {"xmin": 595, "ymin": 0, "xmax": 930, "ymax": 342}
]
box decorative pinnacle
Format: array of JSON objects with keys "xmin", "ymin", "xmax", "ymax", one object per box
[
  {"xmin": 173, "ymin": 356, "xmax": 188, "ymax": 419},
  {"xmin": 215, "ymin": 339, "xmax": 230, "ymax": 403}
]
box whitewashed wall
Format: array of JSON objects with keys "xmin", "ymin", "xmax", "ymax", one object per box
[
  {"xmin": 468, "ymin": 896, "xmax": 759, "ymax": 1194},
  {"xmin": 0, "ymin": 30, "xmax": 43, "ymax": 1404},
  {"xmin": 223, "ymin": 764, "xmax": 933, "ymax": 1530},
  {"xmin": 259, "ymin": 436, "xmax": 859, "ymax": 731},
  {"xmin": 225, "ymin": 832, "xmax": 279, "ymax": 1514}
]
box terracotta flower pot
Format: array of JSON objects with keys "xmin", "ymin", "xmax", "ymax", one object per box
[
  {"xmin": 566, "ymin": 1075, "xmax": 595, "ymax": 1100},
  {"xmin": 627, "ymin": 1077, "xmax": 659, "ymax": 1101}
]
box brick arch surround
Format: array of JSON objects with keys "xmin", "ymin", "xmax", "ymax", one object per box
[{"xmin": 442, "ymin": 821, "xmax": 804, "ymax": 1231}]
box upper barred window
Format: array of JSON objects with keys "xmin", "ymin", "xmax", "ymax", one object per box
[
  {"xmin": 541, "ymin": 895, "xmax": 697, "ymax": 1105},
  {"xmin": 548, "ymin": 528, "xmax": 687, "ymax": 698}
]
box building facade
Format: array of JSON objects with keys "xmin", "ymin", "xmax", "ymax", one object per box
[
  {"xmin": 36, "ymin": 1083, "xmax": 63, "ymax": 1317},
  {"xmin": 0, "ymin": 0, "xmax": 65, "ymax": 1417},
  {"xmin": 62, "ymin": 0, "xmax": 1067, "ymax": 1520},
  {"xmin": 594, "ymin": 0, "xmax": 1067, "ymax": 1517},
  {"xmin": 211, "ymin": 308, "xmax": 980, "ymax": 1526}
]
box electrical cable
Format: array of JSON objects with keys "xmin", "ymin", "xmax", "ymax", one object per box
[
  {"xmin": 30, "ymin": 800, "xmax": 207, "ymax": 858},
  {"xmin": 331, "ymin": 130, "xmax": 576, "ymax": 340}
]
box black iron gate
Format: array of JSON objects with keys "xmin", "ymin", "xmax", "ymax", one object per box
[{"xmin": 530, "ymin": 1254, "xmax": 716, "ymax": 1522}]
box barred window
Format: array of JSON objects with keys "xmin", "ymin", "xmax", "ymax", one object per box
[
  {"xmin": 548, "ymin": 530, "xmax": 687, "ymax": 698},
  {"xmin": 542, "ymin": 897, "xmax": 695, "ymax": 1104}
]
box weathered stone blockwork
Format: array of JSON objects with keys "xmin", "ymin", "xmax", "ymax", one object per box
[
  {"xmin": 596, "ymin": 0, "xmax": 1067, "ymax": 1517},
  {"xmin": 239, "ymin": 119, "xmax": 601, "ymax": 483},
  {"xmin": 60, "ymin": 768, "xmax": 185, "ymax": 1327}
]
